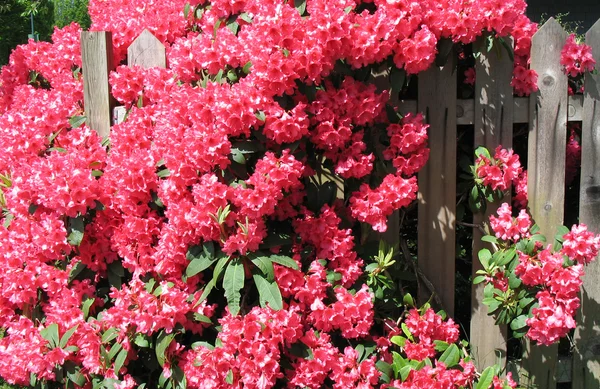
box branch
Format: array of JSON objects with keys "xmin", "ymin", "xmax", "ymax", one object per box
[{"xmin": 398, "ymin": 235, "xmax": 445, "ymax": 310}]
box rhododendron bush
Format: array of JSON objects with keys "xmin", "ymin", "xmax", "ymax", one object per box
[{"xmin": 0, "ymin": 0, "xmax": 597, "ymax": 388}]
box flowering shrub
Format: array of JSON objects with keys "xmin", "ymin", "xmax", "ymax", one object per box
[
  {"xmin": 0, "ymin": 0, "xmax": 597, "ymax": 388},
  {"xmin": 475, "ymin": 205, "xmax": 600, "ymax": 345}
]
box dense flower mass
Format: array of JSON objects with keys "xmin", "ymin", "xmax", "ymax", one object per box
[{"xmin": 0, "ymin": 0, "xmax": 595, "ymax": 388}]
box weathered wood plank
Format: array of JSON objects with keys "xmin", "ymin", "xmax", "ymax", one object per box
[
  {"xmin": 396, "ymin": 96, "xmax": 582, "ymax": 125},
  {"xmin": 520, "ymin": 18, "xmax": 568, "ymax": 389},
  {"xmin": 470, "ymin": 35, "xmax": 513, "ymax": 371},
  {"xmin": 572, "ymin": 18, "xmax": 600, "ymax": 389},
  {"xmin": 417, "ymin": 61, "xmax": 457, "ymax": 315},
  {"xmin": 127, "ymin": 29, "xmax": 166, "ymax": 69},
  {"xmin": 81, "ymin": 31, "xmax": 114, "ymax": 138}
]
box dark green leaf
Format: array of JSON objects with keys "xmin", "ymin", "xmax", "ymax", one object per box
[
  {"xmin": 102, "ymin": 328, "xmax": 119, "ymax": 344},
  {"xmin": 134, "ymin": 333, "xmax": 151, "ymax": 348},
  {"xmin": 249, "ymin": 254, "xmax": 275, "ymax": 281},
  {"xmin": 269, "ymin": 254, "xmax": 299, "ymax": 270},
  {"xmin": 478, "ymin": 248, "xmax": 492, "ymax": 270},
  {"xmin": 69, "ymin": 262, "xmax": 87, "ymax": 283},
  {"xmin": 69, "ymin": 115, "xmax": 87, "ymax": 129},
  {"xmin": 510, "ymin": 315, "xmax": 528, "ymax": 330},
  {"xmin": 475, "ymin": 366, "xmax": 495, "ymax": 389},
  {"xmin": 68, "ymin": 216, "xmax": 85, "ymax": 246},
  {"xmin": 473, "ymin": 275, "xmax": 487, "ymax": 285},
  {"xmin": 253, "ymin": 272, "xmax": 283, "ymax": 310},
  {"xmin": 107, "ymin": 342, "xmax": 123, "ymax": 362},
  {"xmin": 193, "ymin": 313, "xmax": 212, "ymax": 324},
  {"xmin": 60, "ymin": 325, "xmax": 79, "ymax": 349},
  {"xmin": 40, "ymin": 323, "xmax": 59, "ymax": 349},
  {"xmin": 294, "ymin": 0, "xmax": 306, "ymax": 15},
  {"xmin": 402, "ymin": 293, "xmax": 415, "ymax": 307},
  {"xmin": 438, "ymin": 344, "xmax": 460, "ymax": 367},
  {"xmin": 186, "ymin": 244, "xmax": 218, "ymax": 277},
  {"xmin": 114, "ymin": 347, "xmax": 128, "ymax": 374},
  {"xmin": 223, "ymin": 257, "xmax": 245, "ymax": 316},
  {"xmin": 156, "ymin": 331, "xmax": 175, "ymax": 367},
  {"xmin": 389, "ymin": 67, "xmax": 405, "ymax": 98},
  {"xmin": 433, "ymin": 340, "xmax": 449, "ymax": 352},
  {"xmin": 481, "ymin": 235, "xmax": 498, "ymax": 244},
  {"xmin": 157, "ymin": 168, "xmax": 171, "ymax": 178}
]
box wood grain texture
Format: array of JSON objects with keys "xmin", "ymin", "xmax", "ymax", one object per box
[
  {"xmin": 417, "ymin": 61, "xmax": 457, "ymax": 316},
  {"xmin": 127, "ymin": 29, "xmax": 166, "ymax": 68},
  {"xmin": 470, "ymin": 34, "xmax": 513, "ymax": 371},
  {"xmin": 572, "ymin": 18, "xmax": 600, "ymax": 389},
  {"xmin": 81, "ymin": 31, "xmax": 114, "ymax": 138},
  {"xmin": 520, "ymin": 18, "xmax": 567, "ymax": 389},
  {"xmin": 395, "ymin": 96, "xmax": 581, "ymax": 125}
]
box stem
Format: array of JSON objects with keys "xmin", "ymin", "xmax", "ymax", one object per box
[{"xmin": 398, "ymin": 235, "xmax": 445, "ymax": 310}]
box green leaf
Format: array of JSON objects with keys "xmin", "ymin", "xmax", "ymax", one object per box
[
  {"xmin": 134, "ymin": 333, "xmax": 151, "ymax": 348},
  {"xmin": 114, "ymin": 347, "xmax": 128, "ymax": 374},
  {"xmin": 225, "ymin": 370, "xmax": 234, "ymax": 385},
  {"xmin": 510, "ymin": 315, "xmax": 528, "ymax": 330},
  {"xmin": 253, "ymin": 272, "xmax": 283, "ymax": 310},
  {"xmin": 102, "ymin": 328, "xmax": 119, "ymax": 344},
  {"xmin": 294, "ymin": 0, "xmax": 306, "ymax": 15},
  {"xmin": 475, "ymin": 366, "xmax": 495, "ymax": 389},
  {"xmin": 242, "ymin": 61, "xmax": 252, "ymax": 74},
  {"xmin": 82, "ymin": 297, "xmax": 94, "ymax": 319},
  {"xmin": 183, "ymin": 2, "xmax": 190, "ymax": 18},
  {"xmin": 255, "ymin": 110, "xmax": 266, "ymax": 122},
  {"xmin": 60, "ymin": 325, "xmax": 79, "ymax": 349},
  {"xmin": 249, "ymin": 254, "xmax": 275, "ymax": 281},
  {"xmin": 156, "ymin": 331, "xmax": 175, "ymax": 367},
  {"xmin": 478, "ymin": 248, "xmax": 492, "ymax": 270},
  {"xmin": 433, "ymin": 340, "xmax": 450, "ymax": 352},
  {"xmin": 399, "ymin": 366, "xmax": 411, "ymax": 381},
  {"xmin": 231, "ymin": 148, "xmax": 246, "ymax": 164},
  {"xmin": 69, "ymin": 115, "xmax": 87, "ymax": 129},
  {"xmin": 269, "ymin": 254, "xmax": 299, "ymax": 270},
  {"xmin": 474, "ymin": 146, "xmax": 492, "ymax": 160},
  {"xmin": 239, "ymin": 12, "xmax": 253, "ymax": 23},
  {"xmin": 68, "ymin": 216, "xmax": 85, "ymax": 246},
  {"xmin": 223, "ymin": 257, "xmax": 245, "ymax": 316},
  {"xmin": 67, "ymin": 368, "xmax": 86, "ymax": 387},
  {"xmin": 226, "ymin": 19, "xmax": 239, "ymax": 35},
  {"xmin": 438, "ymin": 344, "xmax": 460, "ymax": 367},
  {"xmin": 68, "ymin": 262, "xmax": 87, "ymax": 284},
  {"xmin": 402, "ymin": 293, "xmax": 415, "ymax": 307},
  {"xmin": 193, "ymin": 313, "xmax": 212, "ymax": 324},
  {"xmin": 107, "ymin": 342, "xmax": 123, "ymax": 362},
  {"xmin": 376, "ymin": 360, "xmax": 392, "ymax": 383},
  {"xmin": 157, "ymin": 168, "xmax": 171, "ymax": 178},
  {"xmin": 186, "ymin": 243, "xmax": 218, "ymax": 277},
  {"xmin": 390, "ymin": 335, "xmax": 406, "ymax": 347},
  {"xmin": 481, "ymin": 235, "xmax": 498, "ymax": 244},
  {"xmin": 40, "ymin": 323, "xmax": 59, "ymax": 349},
  {"xmin": 473, "ymin": 275, "xmax": 487, "ymax": 285}
]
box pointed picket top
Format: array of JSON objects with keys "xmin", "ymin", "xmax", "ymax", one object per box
[
  {"xmin": 127, "ymin": 29, "xmax": 166, "ymax": 68},
  {"xmin": 572, "ymin": 17, "xmax": 600, "ymax": 389}
]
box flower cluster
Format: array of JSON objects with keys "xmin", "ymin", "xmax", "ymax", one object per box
[
  {"xmin": 475, "ymin": 146, "xmax": 523, "ymax": 192},
  {"xmin": 560, "ymin": 33, "xmax": 596, "ymax": 77},
  {"xmin": 478, "ymin": 205, "xmax": 600, "ymax": 346}
]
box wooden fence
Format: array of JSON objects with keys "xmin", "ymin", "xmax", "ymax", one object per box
[{"xmin": 82, "ymin": 17, "xmax": 600, "ymax": 389}]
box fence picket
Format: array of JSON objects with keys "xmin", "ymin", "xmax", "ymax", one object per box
[
  {"xmin": 470, "ymin": 34, "xmax": 513, "ymax": 371},
  {"xmin": 81, "ymin": 31, "xmax": 114, "ymax": 138},
  {"xmin": 520, "ymin": 17, "xmax": 568, "ymax": 389},
  {"xmin": 417, "ymin": 60, "xmax": 457, "ymax": 315},
  {"xmin": 128, "ymin": 29, "xmax": 166, "ymax": 68},
  {"xmin": 572, "ymin": 19, "xmax": 600, "ymax": 389}
]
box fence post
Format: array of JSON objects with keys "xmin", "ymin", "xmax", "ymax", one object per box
[
  {"xmin": 470, "ymin": 34, "xmax": 514, "ymax": 371},
  {"xmin": 417, "ymin": 58, "xmax": 457, "ymax": 315},
  {"xmin": 520, "ymin": 17, "xmax": 567, "ymax": 389},
  {"xmin": 128, "ymin": 29, "xmax": 166, "ymax": 68},
  {"xmin": 81, "ymin": 31, "xmax": 114, "ymax": 138},
  {"xmin": 572, "ymin": 19, "xmax": 600, "ymax": 389}
]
